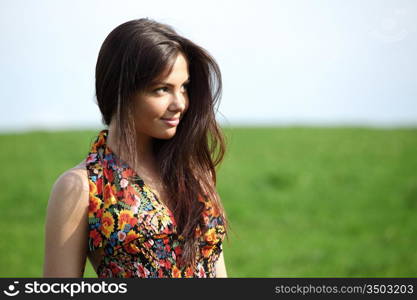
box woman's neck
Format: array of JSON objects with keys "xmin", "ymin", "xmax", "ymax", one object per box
[{"xmin": 106, "ymin": 121, "xmax": 156, "ymax": 168}]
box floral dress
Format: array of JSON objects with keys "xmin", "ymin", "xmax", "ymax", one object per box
[{"xmin": 86, "ymin": 129, "xmax": 226, "ymax": 278}]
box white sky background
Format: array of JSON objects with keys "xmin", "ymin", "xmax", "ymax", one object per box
[{"xmin": 0, "ymin": 0, "xmax": 416, "ymax": 131}]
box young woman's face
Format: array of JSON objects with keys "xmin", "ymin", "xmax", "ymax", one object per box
[{"xmin": 133, "ymin": 52, "xmax": 190, "ymax": 140}]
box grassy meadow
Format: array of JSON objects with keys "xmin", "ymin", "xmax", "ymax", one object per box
[{"xmin": 0, "ymin": 126, "xmax": 416, "ymax": 277}]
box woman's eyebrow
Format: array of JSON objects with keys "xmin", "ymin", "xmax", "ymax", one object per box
[{"xmin": 154, "ymin": 77, "xmax": 190, "ymax": 86}]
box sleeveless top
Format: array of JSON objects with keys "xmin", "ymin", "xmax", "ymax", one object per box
[{"xmin": 86, "ymin": 129, "xmax": 226, "ymax": 278}]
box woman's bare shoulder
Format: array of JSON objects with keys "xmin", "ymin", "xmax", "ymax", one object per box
[
  {"xmin": 48, "ymin": 161, "xmax": 89, "ymax": 212},
  {"xmin": 54, "ymin": 161, "xmax": 88, "ymax": 191},
  {"xmin": 44, "ymin": 161, "xmax": 90, "ymax": 277}
]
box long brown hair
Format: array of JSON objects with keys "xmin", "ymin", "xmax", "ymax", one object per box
[{"xmin": 95, "ymin": 18, "xmax": 229, "ymax": 269}]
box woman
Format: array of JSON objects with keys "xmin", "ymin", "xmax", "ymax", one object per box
[{"xmin": 43, "ymin": 18, "xmax": 229, "ymax": 278}]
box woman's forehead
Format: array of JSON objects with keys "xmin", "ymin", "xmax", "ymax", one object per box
[{"xmin": 149, "ymin": 55, "xmax": 190, "ymax": 86}]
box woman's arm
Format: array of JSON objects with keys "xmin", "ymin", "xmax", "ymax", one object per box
[
  {"xmin": 215, "ymin": 250, "xmax": 228, "ymax": 278},
  {"xmin": 43, "ymin": 168, "xmax": 89, "ymax": 277}
]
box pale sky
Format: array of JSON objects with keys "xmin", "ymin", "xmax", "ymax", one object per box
[{"xmin": 1, "ymin": 0, "xmax": 416, "ymax": 131}]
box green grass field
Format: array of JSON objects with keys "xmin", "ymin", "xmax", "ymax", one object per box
[{"xmin": 1, "ymin": 127, "xmax": 416, "ymax": 277}]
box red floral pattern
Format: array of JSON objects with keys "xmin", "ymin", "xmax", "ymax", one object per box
[{"xmin": 86, "ymin": 130, "xmax": 225, "ymax": 278}]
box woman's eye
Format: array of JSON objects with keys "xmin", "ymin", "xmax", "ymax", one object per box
[
  {"xmin": 153, "ymin": 84, "xmax": 188, "ymax": 94},
  {"xmin": 181, "ymin": 84, "xmax": 188, "ymax": 92},
  {"xmin": 154, "ymin": 87, "xmax": 168, "ymax": 94}
]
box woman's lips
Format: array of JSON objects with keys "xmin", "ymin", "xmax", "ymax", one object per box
[{"xmin": 161, "ymin": 118, "xmax": 180, "ymax": 127}]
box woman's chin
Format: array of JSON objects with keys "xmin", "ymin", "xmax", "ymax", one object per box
[{"xmin": 157, "ymin": 129, "xmax": 177, "ymax": 140}]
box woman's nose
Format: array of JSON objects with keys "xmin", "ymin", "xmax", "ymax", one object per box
[{"xmin": 169, "ymin": 91, "xmax": 187, "ymax": 111}]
